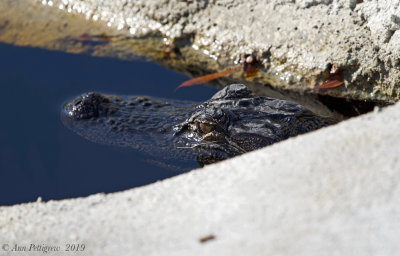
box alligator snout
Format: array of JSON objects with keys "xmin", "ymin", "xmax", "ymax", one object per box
[{"xmin": 62, "ymin": 92, "xmax": 107, "ymax": 120}]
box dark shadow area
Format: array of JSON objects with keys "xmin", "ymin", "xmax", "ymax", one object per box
[{"xmin": 317, "ymin": 94, "xmax": 387, "ymax": 117}]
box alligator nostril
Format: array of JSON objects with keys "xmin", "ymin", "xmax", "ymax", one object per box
[{"xmin": 63, "ymin": 92, "xmax": 103, "ymax": 120}]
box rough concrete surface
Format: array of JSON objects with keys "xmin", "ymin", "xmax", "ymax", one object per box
[
  {"xmin": 0, "ymin": 0, "xmax": 346, "ymax": 121},
  {"xmin": 24, "ymin": 0, "xmax": 400, "ymax": 101},
  {"xmin": 1, "ymin": 99, "xmax": 400, "ymax": 255}
]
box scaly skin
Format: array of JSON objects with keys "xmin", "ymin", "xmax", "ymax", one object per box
[{"xmin": 61, "ymin": 84, "xmax": 331, "ymax": 168}]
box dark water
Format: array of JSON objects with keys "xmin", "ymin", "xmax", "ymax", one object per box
[{"xmin": 0, "ymin": 43, "xmax": 217, "ymax": 206}]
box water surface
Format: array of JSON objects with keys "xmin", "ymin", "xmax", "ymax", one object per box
[{"xmin": 0, "ymin": 43, "xmax": 217, "ymax": 205}]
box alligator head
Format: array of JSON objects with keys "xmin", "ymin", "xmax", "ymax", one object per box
[{"xmin": 61, "ymin": 84, "xmax": 331, "ymax": 169}]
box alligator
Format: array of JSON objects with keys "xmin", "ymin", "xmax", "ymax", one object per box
[{"xmin": 61, "ymin": 84, "xmax": 332, "ymax": 169}]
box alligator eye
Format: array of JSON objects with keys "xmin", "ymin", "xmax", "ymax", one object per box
[{"xmin": 199, "ymin": 122, "xmax": 216, "ymax": 134}]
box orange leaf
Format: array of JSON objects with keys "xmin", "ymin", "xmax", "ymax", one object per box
[
  {"xmin": 176, "ymin": 64, "xmax": 241, "ymax": 90},
  {"xmin": 313, "ymin": 80, "xmax": 344, "ymax": 90}
]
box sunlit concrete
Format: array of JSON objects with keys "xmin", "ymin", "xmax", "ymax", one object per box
[
  {"xmin": 1, "ymin": 0, "xmax": 400, "ymax": 101},
  {"xmin": 1, "ymin": 101, "xmax": 400, "ymax": 255}
]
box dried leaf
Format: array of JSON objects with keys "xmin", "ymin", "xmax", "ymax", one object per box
[
  {"xmin": 176, "ymin": 64, "xmax": 241, "ymax": 90},
  {"xmin": 313, "ymin": 80, "xmax": 344, "ymax": 90}
]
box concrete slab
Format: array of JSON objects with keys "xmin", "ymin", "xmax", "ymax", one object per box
[
  {"xmin": 26, "ymin": 0, "xmax": 400, "ymax": 101},
  {"xmin": 1, "ymin": 0, "xmax": 399, "ymax": 102},
  {"xmin": 1, "ymin": 98, "xmax": 400, "ymax": 255}
]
